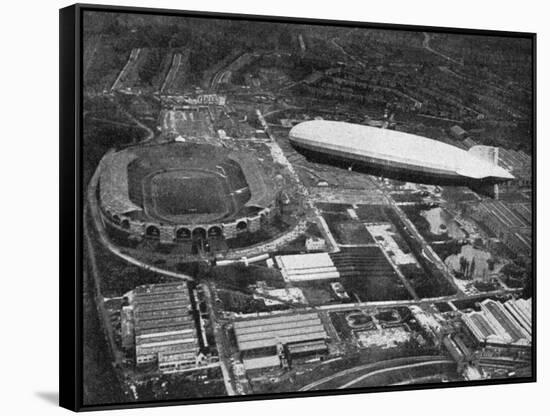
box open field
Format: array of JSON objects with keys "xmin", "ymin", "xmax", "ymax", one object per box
[
  {"xmin": 332, "ymin": 247, "xmax": 412, "ymax": 301},
  {"xmin": 323, "ymin": 213, "xmax": 375, "ymax": 245},
  {"xmin": 152, "ymin": 173, "xmax": 228, "ymax": 216},
  {"xmin": 141, "ymin": 169, "xmax": 234, "ymax": 224}
]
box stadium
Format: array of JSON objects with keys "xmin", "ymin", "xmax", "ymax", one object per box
[
  {"xmin": 289, "ymin": 120, "xmax": 514, "ymax": 186},
  {"xmin": 97, "ymin": 142, "xmax": 277, "ymax": 244}
]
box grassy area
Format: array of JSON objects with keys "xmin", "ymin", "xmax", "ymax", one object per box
[
  {"xmin": 333, "ymin": 362, "xmax": 458, "ymax": 389},
  {"xmin": 83, "ymin": 97, "xmax": 145, "ymax": 183},
  {"xmin": 134, "ymin": 368, "xmax": 226, "ymax": 402},
  {"xmin": 432, "ymin": 240, "xmax": 466, "ymax": 261},
  {"xmin": 151, "ymin": 174, "xmax": 228, "ymax": 216},
  {"xmin": 216, "ymin": 289, "xmax": 272, "ymax": 313},
  {"xmin": 333, "ymin": 222, "xmax": 375, "ymax": 245},
  {"xmin": 354, "ymin": 205, "xmax": 391, "ymax": 223},
  {"xmin": 332, "ymin": 247, "xmax": 412, "ymax": 302},
  {"xmin": 316, "ymin": 202, "xmax": 353, "ymax": 213},
  {"xmin": 83, "ymin": 255, "xmax": 129, "ymax": 406},
  {"xmin": 323, "ymin": 212, "xmax": 375, "ymax": 245},
  {"xmin": 391, "ymin": 192, "xmax": 425, "ymax": 203},
  {"xmin": 295, "ymin": 281, "xmax": 339, "ymax": 306},
  {"xmin": 206, "ymin": 264, "xmax": 285, "ymax": 292},
  {"xmin": 401, "ymin": 204, "xmax": 450, "ymax": 243},
  {"xmin": 88, "ymin": 216, "xmax": 178, "ymax": 298},
  {"xmin": 399, "ymin": 263, "xmax": 454, "ymax": 299},
  {"xmin": 385, "ymin": 209, "xmax": 457, "ymax": 297}
]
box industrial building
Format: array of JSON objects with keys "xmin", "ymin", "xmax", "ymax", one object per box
[
  {"xmin": 468, "ymin": 200, "xmax": 532, "ymax": 257},
  {"xmin": 450, "ymin": 125, "xmax": 468, "ymax": 140},
  {"xmin": 498, "ymin": 148, "xmax": 532, "ymax": 188},
  {"xmin": 503, "ymin": 298, "xmax": 532, "ymax": 338},
  {"xmin": 122, "ymin": 282, "xmax": 201, "ymax": 373},
  {"xmin": 275, "ymin": 252, "xmax": 340, "ymax": 282},
  {"xmin": 480, "ymin": 299, "xmax": 530, "ymax": 344},
  {"xmin": 462, "ymin": 312, "xmax": 509, "ymax": 344},
  {"xmin": 233, "ymin": 312, "xmax": 329, "ymax": 370},
  {"xmin": 461, "ymin": 298, "xmax": 531, "ymax": 346}
]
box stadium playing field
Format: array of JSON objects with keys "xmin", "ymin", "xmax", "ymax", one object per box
[{"xmin": 145, "ymin": 169, "xmax": 234, "ymax": 223}]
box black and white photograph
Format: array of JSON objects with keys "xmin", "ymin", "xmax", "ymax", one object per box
[{"xmin": 58, "ymin": 3, "xmax": 536, "ymax": 412}]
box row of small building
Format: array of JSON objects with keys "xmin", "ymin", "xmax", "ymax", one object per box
[
  {"xmin": 462, "ymin": 298, "xmax": 531, "ymax": 346},
  {"xmin": 121, "ymin": 282, "xmax": 203, "ymax": 373}
]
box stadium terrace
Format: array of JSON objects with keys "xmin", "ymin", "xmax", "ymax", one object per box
[{"xmin": 98, "ymin": 142, "xmax": 277, "ymax": 243}]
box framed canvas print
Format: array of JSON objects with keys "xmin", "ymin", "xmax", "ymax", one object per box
[{"xmin": 59, "ymin": 3, "xmax": 536, "ymax": 411}]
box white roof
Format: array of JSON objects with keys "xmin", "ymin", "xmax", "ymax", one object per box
[
  {"xmin": 243, "ymin": 355, "xmax": 281, "ymax": 370},
  {"xmin": 289, "ymin": 120, "xmax": 514, "ymax": 180},
  {"xmin": 275, "ymin": 253, "xmax": 340, "ymax": 282},
  {"xmin": 276, "ymin": 252, "xmax": 334, "ymax": 270}
]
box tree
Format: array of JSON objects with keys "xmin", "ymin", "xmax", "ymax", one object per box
[{"xmin": 469, "ymin": 258, "xmax": 476, "ymax": 279}]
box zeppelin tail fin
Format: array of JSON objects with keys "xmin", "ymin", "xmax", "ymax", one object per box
[
  {"xmin": 468, "ymin": 145, "xmax": 499, "ymax": 165},
  {"xmin": 465, "ymin": 145, "xmax": 514, "ymax": 180}
]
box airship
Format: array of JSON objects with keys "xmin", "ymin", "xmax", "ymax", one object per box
[{"xmin": 289, "ymin": 120, "xmax": 514, "ymax": 187}]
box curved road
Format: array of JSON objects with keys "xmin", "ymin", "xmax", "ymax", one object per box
[
  {"xmin": 338, "ymin": 359, "xmax": 454, "ymax": 389},
  {"xmin": 299, "ymin": 355, "xmax": 451, "ymax": 391},
  {"xmin": 86, "ymin": 162, "xmax": 195, "ymax": 282}
]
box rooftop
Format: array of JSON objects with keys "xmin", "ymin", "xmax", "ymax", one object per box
[
  {"xmin": 233, "ymin": 312, "xmax": 328, "ymax": 351},
  {"xmin": 130, "ymin": 283, "xmax": 200, "ymax": 359},
  {"xmin": 477, "ymin": 200, "xmax": 531, "ymax": 229},
  {"xmin": 275, "ymin": 253, "xmax": 340, "ymax": 282}
]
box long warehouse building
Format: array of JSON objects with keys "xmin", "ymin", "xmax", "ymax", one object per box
[
  {"xmin": 233, "ymin": 312, "xmax": 329, "ymax": 370},
  {"xmin": 275, "ymin": 252, "xmax": 340, "ymax": 282},
  {"xmin": 461, "ymin": 298, "xmax": 531, "ymax": 346},
  {"xmin": 122, "ymin": 282, "xmax": 201, "ymax": 373}
]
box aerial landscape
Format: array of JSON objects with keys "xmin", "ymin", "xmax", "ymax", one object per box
[{"xmin": 81, "ymin": 10, "xmax": 534, "ymax": 406}]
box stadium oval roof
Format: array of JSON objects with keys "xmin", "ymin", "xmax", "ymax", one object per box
[{"xmin": 289, "ymin": 120, "xmax": 513, "ymax": 181}]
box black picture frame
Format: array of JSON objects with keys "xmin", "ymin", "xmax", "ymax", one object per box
[{"xmin": 60, "ymin": 3, "xmax": 536, "ymax": 412}]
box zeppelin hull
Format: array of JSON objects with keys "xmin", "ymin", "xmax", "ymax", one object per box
[
  {"xmin": 290, "ymin": 140, "xmax": 473, "ymax": 186},
  {"xmin": 288, "ymin": 120, "xmax": 513, "ymax": 187}
]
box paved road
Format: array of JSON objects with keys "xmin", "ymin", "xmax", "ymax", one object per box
[
  {"xmin": 299, "ymin": 355, "xmax": 448, "ymax": 391},
  {"xmin": 86, "ymin": 158, "xmax": 194, "ymax": 282},
  {"xmin": 258, "ymin": 109, "xmax": 340, "ymax": 253},
  {"xmin": 202, "ymin": 284, "xmax": 237, "ymax": 396},
  {"xmin": 111, "ymin": 48, "xmax": 141, "ymax": 92},
  {"xmin": 422, "ymin": 32, "xmax": 463, "ymax": 66},
  {"xmin": 338, "ymin": 359, "xmax": 454, "ymax": 389},
  {"xmin": 83, "ymin": 206, "xmax": 124, "ymax": 368},
  {"xmin": 383, "ymin": 190, "xmax": 463, "ymax": 295},
  {"xmin": 160, "ymin": 52, "xmax": 182, "ymax": 93}
]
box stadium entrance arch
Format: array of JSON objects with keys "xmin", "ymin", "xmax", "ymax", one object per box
[
  {"xmin": 208, "ymin": 226, "xmax": 223, "ymax": 238},
  {"xmin": 192, "ymin": 227, "xmax": 207, "ymax": 240},
  {"xmin": 176, "ymin": 227, "xmax": 192, "ymax": 240},
  {"xmin": 236, "ymin": 220, "xmax": 248, "ymax": 232},
  {"xmin": 146, "ymin": 225, "xmax": 160, "ymax": 239}
]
